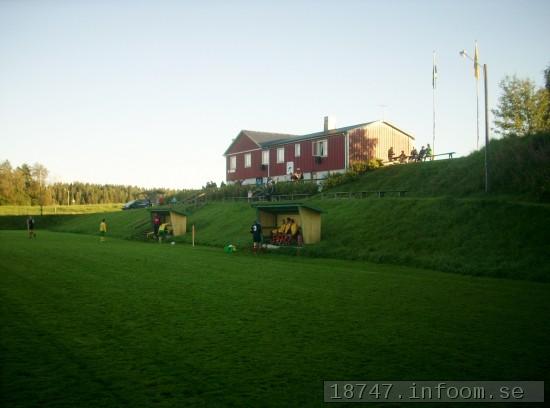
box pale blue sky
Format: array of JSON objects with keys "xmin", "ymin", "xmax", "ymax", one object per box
[{"xmin": 1, "ymin": 0, "xmax": 549, "ymax": 189}]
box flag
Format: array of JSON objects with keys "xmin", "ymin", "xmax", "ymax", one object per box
[
  {"xmin": 432, "ymin": 52, "xmax": 438, "ymax": 89},
  {"xmin": 474, "ymin": 41, "xmax": 480, "ymax": 80}
]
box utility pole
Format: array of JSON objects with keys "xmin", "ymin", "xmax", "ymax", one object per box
[{"xmin": 483, "ymin": 63, "xmax": 489, "ymax": 193}]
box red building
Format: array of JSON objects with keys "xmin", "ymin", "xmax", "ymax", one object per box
[{"xmin": 223, "ymin": 118, "xmax": 415, "ymax": 185}]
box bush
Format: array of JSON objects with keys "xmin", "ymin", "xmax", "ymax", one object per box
[{"xmin": 323, "ymin": 159, "xmax": 384, "ymax": 189}]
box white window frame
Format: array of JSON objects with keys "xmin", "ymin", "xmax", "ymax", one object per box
[
  {"xmin": 229, "ymin": 155, "xmax": 237, "ymax": 172},
  {"xmin": 277, "ymin": 147, "xmax": 284, "ymax": 163},
  {"xmin": 244, "ymin": 153, "xmax": 251, "ymax": 168},
  {"xmin": 262, "ymin": 150, "xmax": 270, "ymax": 165},
  {"xmin": 312, "ymin": 139, "xmax": 328, "ymax": 157},
  {"xmin": 295, "ymin": 143, "xmax": 301, "ymax": 157}
]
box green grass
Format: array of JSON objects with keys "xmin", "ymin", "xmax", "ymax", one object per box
[
  {"xmin": 0, "ymin": 209, "xmax": 151, "ymax": 240},
  {"xmin": 0, "ymin": 203, "xmax": 124, "ymax": 216},
  {"xmin": 169, "ymin": 199, "xmax": 550, "ymax": 282},
  {"xmin": 326, "ymin": 132, "xmax": 550, "ymax": 201},
  {"xmin": 1, "ymin": 230, "xmax": 549, "ymax": 407}
]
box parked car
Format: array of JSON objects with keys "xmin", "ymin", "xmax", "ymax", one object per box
[{"xmin": 122, "ymin": 199, "xmax": 152, "ymax": 210}]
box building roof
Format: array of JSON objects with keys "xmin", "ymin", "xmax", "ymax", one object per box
[
  {"xmin": 225, "ymin": 120, "xmax": 414, "ymax": 155},
  {"xmin": 223, "ymin": 130, "xmax": 298, "ymax": 155},
  {"xmin": 241, "ymin": 130, "xmax": 298, "ymax": 145},
  {"xmin": 261, "ymin": 121, "xmax": 379, "ymax": 147},
  {"xmin": 252, "ymin": 202, "xmax": 324, "ymax": 214}
]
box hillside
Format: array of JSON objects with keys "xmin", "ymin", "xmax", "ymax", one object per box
[
  {"xmin": 1, "ymin": 133, "xmax": 548, "ymax": 281},
  {"xmin": 325, "ymin": 132, "xmax": 550, "ymax": 201}
]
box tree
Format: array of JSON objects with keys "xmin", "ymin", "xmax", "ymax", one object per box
[
  {"xmin": 31, "ymin": 163, "xmax": 49, "ymax": 214},
  {"xmin": 492, "ymin": 74, "xmax": 550, "ymax": 137}
]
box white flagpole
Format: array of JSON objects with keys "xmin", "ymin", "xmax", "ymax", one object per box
[
  {"xmin": 432, "ymin": 51, "xmax": 436, "ymax": 155},
  {"xmin": 475, "ymin": 41, "xmax": 480, "ymax": 149}
]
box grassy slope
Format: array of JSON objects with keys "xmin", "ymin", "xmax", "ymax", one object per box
[
  {"xmin": 1, "ymin": 231, "xmax": 549, "ymax": 407},
  {"xmin": 327, "ymin": 132, "xmax": 550, "ymax": 200},
  {"xmin": 2, "ymin": 198, "xmax": 547, "ymax": 281},
  {"xmin": 1, "ymin": 134, "xmax": 548, "ymax": 280},
  {"xmin": 171, "ymin": 199, "xmax": 550, "ymax": 281}
]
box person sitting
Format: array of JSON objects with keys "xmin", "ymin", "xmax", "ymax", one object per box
[
  {"xmin": 398, "ymin": 150, "xmax": 407, "ymax": 163},
  {"xmin": 281, "ymin": 217, "xmax": 292, "ymax": 245},
  {"xmin": 272, "ymin": 219, "xmax": 287, "ymax": 244},
  {"xmin": 425, "ymin": 144, "xmax": 433, "ymax": 161},
  {"xmin": 409, "ymin": 147, "xmax": 418, "ymax": 162},
  {"xmin": 417, "ymin": 146, "xmax": 426, "ymax": 162}
]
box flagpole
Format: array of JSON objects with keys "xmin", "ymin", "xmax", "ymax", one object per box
[
  {"xmin": 432, "ymin": 51, "xmax": 436, "ymax": 155},
  {"xmin": 476, "ymin": 70, "xmax": 480, "ymax": 149},
  {"xmin": 475, "ymin": 41, "xmax": 480, "ymax": 150}
]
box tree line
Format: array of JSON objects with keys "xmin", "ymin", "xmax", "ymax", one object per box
[{"xmin": 0, "ymin": 161, "xmax": 190, "ymax": 206}]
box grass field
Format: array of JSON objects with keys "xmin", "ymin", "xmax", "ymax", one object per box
[{"xmin": 1, "ymin": 230, "xmax": 549, "ymax": 407}]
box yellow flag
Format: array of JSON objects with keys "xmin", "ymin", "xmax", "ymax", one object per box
[{"xmin": 474, "ymin": 42, "xmax": 480, "ymax": 80}]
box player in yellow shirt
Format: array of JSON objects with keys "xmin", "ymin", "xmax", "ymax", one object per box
[{"xmin": 99, "ymin": 218, "xmax": 107, "ymax": 242}]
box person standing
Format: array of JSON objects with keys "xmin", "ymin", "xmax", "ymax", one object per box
[
  {"xmin": 387, "ymin": 147, "xmax": 395, "ymax": 162},
  {"xmin": 99, "ymin": 218, "xmax": 107, "ymax": 242},
  {"xmin": 250, "ymin": 219, "xmax": 262, "ymax": 254},
  {"xmin": 153, "ymin": 214, "xmax": 161, "ymax": 237},
  {"xmin": 27, "ymin": 216, "xmax": 36, "ymax": 239}
]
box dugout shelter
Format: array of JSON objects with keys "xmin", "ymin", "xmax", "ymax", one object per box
[
  {"xmin": 149, "ymin": 208, "xmax": 188, "ymax": 236},
  {"xmin": 252, "ymin": 203, "xmax": 323, "ymax": 244}
]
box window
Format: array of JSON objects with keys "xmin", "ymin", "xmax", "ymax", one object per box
[
  {"xmin": 262, "ymin": 150, "xmax": 269, "ymax": 165},
  {"xmin": 277, "ymin": 147, "xmax": 284, "ymax": 163},
  {"xmin": 295, "ymin": 143, "xmax": 301, "ymax": 157},
  {"xmin": 244, "ymin": 153, "xmax": 251, "ymax": 168},
  {"xmin": 229, "ymin": 156, "xmax": 236, "ymax": 171},
  {"xmin": 313, "ymin": 139, "xmax": 328, "ymax": 157}
]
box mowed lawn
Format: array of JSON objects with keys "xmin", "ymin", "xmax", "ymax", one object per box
[{"xmin": 1, "ymin": 231, "xmax": 549, "ymax": 407}]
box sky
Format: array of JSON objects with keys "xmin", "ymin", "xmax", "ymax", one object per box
[{"xmin": 1, "ymin": 0, "xmax": 549, "ymax": 189}]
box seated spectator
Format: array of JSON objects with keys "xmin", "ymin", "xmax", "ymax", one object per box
[
  {"xmin": 398, "ymin": 150, "xmax": 407, "ymax": 163},
  {"xmin": 409, "ymin": 147, "xmax": 418, "ymax": 162},
  {"xmin": 418, "ymin": 146, "xmax": 426, "ymax": 162},
  {"xmin": 425, "ymin": 144, "xmax": 433, "ymax": 160},
  {"xmin": 272, "ymin": 219, "xmax": 287, "ymax": 243}
]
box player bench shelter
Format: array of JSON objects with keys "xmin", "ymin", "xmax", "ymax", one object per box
[
  {"xmin": 149, "ymin": 208, "xmax": 188, "ymax": 236},
  {"xmin": 252, "ymin": 203, "xmax": 323, "ymax": 244}
]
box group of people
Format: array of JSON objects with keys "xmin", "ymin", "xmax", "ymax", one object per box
[
  {"xmin": 388, "ymin": 144, "xmax": 433, "ymax": 163},
  {"xmin": 250, "ymin": 217, "xmax": 304, "ymax": 253},
  {"xmin": 271, "ymin": 217, "xmax": 302, "ymax": 245}
]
